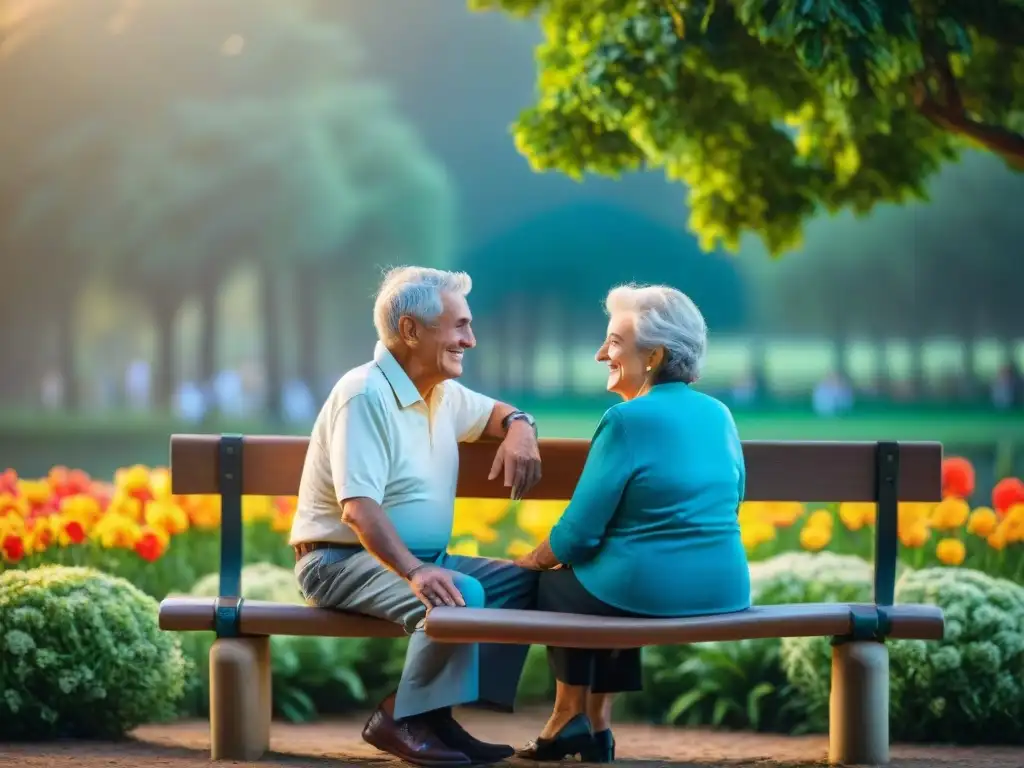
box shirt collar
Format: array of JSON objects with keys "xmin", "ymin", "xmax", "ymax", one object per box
[{"xmin": 374, "ymin": 342, "xmax": 425, "ymax": 409}]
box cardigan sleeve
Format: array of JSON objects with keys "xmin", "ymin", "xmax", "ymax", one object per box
[{"xmin": 548, "ymin": 408, "xmax": 633, "ymax": 565}]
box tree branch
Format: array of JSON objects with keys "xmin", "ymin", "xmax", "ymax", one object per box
[{"xmin": 911, "ymin": 26, "xmax": 1024, "ymax": 169}]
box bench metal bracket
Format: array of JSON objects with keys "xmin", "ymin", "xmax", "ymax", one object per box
[
  {"xmin": 216, "ymin": 433, "xmax": 245, "ymax": 638},
  {"xmin": 834, "ymin": 441, "xmax": 900, "ymax": 646}
]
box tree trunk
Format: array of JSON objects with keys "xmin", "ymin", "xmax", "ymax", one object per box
[
  {"xmin": 55, "ymin": 300, "xmax": 80, "ymax": 411},
  {"xmin": 294, "ymin": 265, "xmax": 319, "ymax": 395},
  {"xmin": 151, "ymin": 299, "xmax": 178, "ymax": 412},
  {"xmin": 198, "ymin": 278, "xmax": 219, "ymax": 417},
  {"xmin": 261, "ymin": 263, "xmax": 285, "ymax": 422}
]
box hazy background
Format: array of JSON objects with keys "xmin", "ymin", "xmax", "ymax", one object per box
[{"xmin": 1, "ymin": 0, "xmax": 1022, "ymax": 485}]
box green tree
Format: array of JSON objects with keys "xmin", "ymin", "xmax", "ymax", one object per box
[{"xmin": 470, "ymin": 0, "xmax": 1024, "ymax": 255}]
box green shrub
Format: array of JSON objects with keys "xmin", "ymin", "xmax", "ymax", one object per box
[
  {"xmin": 626, "ymin": 552, "xmax": 874, "ymax": 732},
  {"xmin": 780, "ymin": 567, "xmax": 1024, "ymax": 744},
  {"xmin": 0, "ymin": 566, "xmax": 188, "ymax": 739},
  {"xmin": 177, "ymin": 563, "xmax": 374, "ymax": 722}
]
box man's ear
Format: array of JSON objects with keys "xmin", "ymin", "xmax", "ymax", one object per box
[{"xmin": 398, "ymin": 315, "xmax": 419, "ymax": 347}]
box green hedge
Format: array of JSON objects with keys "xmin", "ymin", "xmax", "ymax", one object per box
[{"xmin": 0, "ymin": 566, "xmax": 188, "ymax": 739}]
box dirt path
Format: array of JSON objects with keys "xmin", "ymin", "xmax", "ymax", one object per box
[{"xmin": 1, "ymin": 710, "xmax": 1020, "ymax": 767}]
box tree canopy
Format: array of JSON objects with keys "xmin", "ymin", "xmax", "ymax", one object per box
[{"xmin": 470, "ymin": 0, "xmax": 1024, "ymax": 255}]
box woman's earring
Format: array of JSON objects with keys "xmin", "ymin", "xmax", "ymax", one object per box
[{"xmin": 645, "ymin": 366, "xmax": 652, "ymax": 372}]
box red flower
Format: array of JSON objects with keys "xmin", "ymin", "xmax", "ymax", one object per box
[
  {"xmin": 64, "ymin": 520, "xmax": 86, "ymax": 544},
  {"xmin": 992, "ymin": 477, "xmax": 1024, "ymax": 515},
  {"xmin": 134, "ymin": 531, "xmax": 164, "ymax": 563},
  {"xmin": 2, "ymin": 534, "xmax": 24, "ymax": 563},
  {"xmin": 941, "ymin": 457, "xmax": 975, "ymax": 499}
]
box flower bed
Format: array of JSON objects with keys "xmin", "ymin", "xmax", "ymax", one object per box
[
  {"xmin": 2, "ymin": 457, "xmax": 1022, "ymax": 593},
  {"xmin": 2, "ymin": 457, "xmax": 1023, "ymax": 738}
]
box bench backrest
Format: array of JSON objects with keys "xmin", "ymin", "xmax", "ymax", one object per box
[
  {"xmin": 169, "ymin": 433, "xmax": 942, "ymax": 613},
  {"xmin": 170, "ymin": 434, "xmax": 942, "ymax": 503}
]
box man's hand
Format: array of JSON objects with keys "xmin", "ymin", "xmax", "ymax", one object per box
[
  {"xmin": 407, "ymin": 564, "xmax": 466, "ymax": 610},
  {"xmin": 488, "ymin": 421, "xmax": 542, "ymax": 499}
]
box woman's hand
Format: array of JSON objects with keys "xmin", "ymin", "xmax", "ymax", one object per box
[{"xmin": 513, "ymin": 539, "xmax": 562, "ymax": 571}]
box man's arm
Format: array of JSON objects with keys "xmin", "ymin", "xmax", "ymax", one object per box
[
  {"xmin": 330, "ymin": 393, "xmax": 464, "ymax": 607},
  {"xmin": 447, "ymin": 382, "xmax": 542, "ymax": 499}
]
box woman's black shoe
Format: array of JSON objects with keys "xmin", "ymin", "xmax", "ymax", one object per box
[
  {"xmin": 515, "ymin": 713, "xmax": 595, "ymax": 761},
  {"xmin": 587, "ymin": 729, "xmax": 615, "ymax": 762}
]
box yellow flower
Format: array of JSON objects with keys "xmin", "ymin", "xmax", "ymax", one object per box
[
  {"xmin": 807, "ymin": 509, "xmax": 834, "ymax": 530},
  {"xmin": 91, "ymin": 512, "xmax": 142, "ymax": 549},
  {"xmin": 107, "ymin": 489, "xmax": 144, "ymax": 522},
  {"xmin": 516, "ymin": 501, "xmax": 566, "ymax": 541},
  {"xmin": 17, "ymin": 479, "xmax": 52, "ymax": 506},
  {"xmin": 506, "ymin": 539, "xmax": 535, "ymax": 558},
  {"xmin": 839, "ymin": 503, "xmax": 876, "ymax": 531},
  {"xmin": 59, "ymin": 493, "xmax": 102, "ymax": 526},
  {"xmin": 1002, "ymin": 506, "xmax": 1024, "ymax": 543},
  {"xmin": 0, "ymin": 492, "xmax": 28, "ymax": 518},
  {"xmin": 242, "ymin": 496, "xmax": 274, "ymax": 523},
  {"xmin": 448, "ymin": 539, "xmax": 480, "ymax": 557},
  {"xmin": 150, "ymin": 467, "xmax": 173, "ymax": 500},
  {"xmin": 738, "ymin": 501, "xmax": 768, "ymax": 524},
  {"xmin": 899, "ymin": 502, "xmax": 933, "ymax": 527},
  {"xmin": 898, "ymin": 520, "xmax": 930, "ymax": 548},
  {"xmin": 185, "ymin": 496, "xmax": 221, "ymax": 530},
  {"xmin": 931, "ymin": 497, "xmax": 970, "ymax": 531},
  {"xmin": 145, "ymin": 498, "xmax": 190, "ymax": 536},
  {"xmin": 966, "ymin": 507, "xmax": 998, "ymax": 538},
  {"xmin": 799, "ymin": 523, "xmax": 831, "ymax": 551},
  {"xmin": 765, "ymin": 502, "xmax": 805, "ymax": 527},
  {"xmin": 935, "ymin": 537, "xmax": 966, "ymax": 566},
  {"xmin": 117, "ymin": 464, "xmax": 151, "ymax": 495},
  {"xmin": 24, "ymin": 517, "xmax": 56, "ymax": 554},
  {"xmin": 740, "ymin": 519, "xmax": 775, "ymax": 552}
]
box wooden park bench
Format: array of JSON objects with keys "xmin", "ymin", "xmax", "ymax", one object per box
[{"xmin": 159, "ymin": 434, "xmax": 945, "ymax": 765}]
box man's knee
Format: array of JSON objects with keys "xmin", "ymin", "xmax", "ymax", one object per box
[{"xmin": 452, "ymin": 573, "xmax": 486, "ymax": 608}]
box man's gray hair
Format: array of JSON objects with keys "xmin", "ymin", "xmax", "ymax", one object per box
[
  {"xmin": 373, "ymin": 266, "xmax": 472, "ymax": 345},
  {"xmin": 605, "ymin": 283, "xmax": 708, "ymax": 384}
]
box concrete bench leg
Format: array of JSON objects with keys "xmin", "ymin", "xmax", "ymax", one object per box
[
  {"xmin": 828, "ymin": 640, "xmax": 889, "ymax": 765},
  {"xmin": 209, "ymin": 636, "xmax": 272, "ymax": 761}
]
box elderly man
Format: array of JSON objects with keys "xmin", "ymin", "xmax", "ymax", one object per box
[{"xmin": 290, "ymin": 266, "xmax": 543, "ymax": 767}]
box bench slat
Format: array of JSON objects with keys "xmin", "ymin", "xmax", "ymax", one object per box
[
  {"xmin": 169, "ymin": 434, "xmax": 942, "ymax": 502},
  {"xmin": 423, "ymin": 604, "xmax": 945, "ymax": 647},
  {"xmin": 159, "ymin": 598, "xmax": 943, "ymax": 646},
  {"xmin": 159, "ymin": 597, "xmax": 405, "ymax": 639}
]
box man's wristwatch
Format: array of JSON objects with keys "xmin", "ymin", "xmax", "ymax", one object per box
[{"xmin": 502, "ymin": 410, "xmax": 537, "ymax": 436}]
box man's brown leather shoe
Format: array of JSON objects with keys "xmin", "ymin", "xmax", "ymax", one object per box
[{"xmin": 362, "ymin": 700, "xmax": 471, "ymax": 767}]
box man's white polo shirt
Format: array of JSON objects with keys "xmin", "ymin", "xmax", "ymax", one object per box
[{"xmin": 289, "ymin": 343, "xmax": 496, "ymax": 553}]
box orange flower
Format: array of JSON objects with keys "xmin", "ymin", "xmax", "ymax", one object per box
[
  {"xmin": 966, "ymin": 507, "xmax": 998, "ymax": 538},
  {"xmin": 935, "ymin": 537, "xmax": 966, "ymax": 566},
  {"xmin": 941, "ymin": 457, "xmax": 975, "ymax": 499},
  {"xmin": 0, "ymin": 468, "xmax": 18, "ymax": 495},
  {"xmin": 931, "ymin": 497, "xmax": 970, "ymax": 530},
  {"xmin": 1, "ymin": 533, "xmax": 24, "ymax": 563},
  {"xmin": 899, "ymin": 520, "xmax": 930, "ymax": 548},
  {"xmin": 992, "ymin": 477, "xmax": 1024, "ymax": 515}
]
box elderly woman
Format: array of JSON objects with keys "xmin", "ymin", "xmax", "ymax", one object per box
[{"xmin": 513, "ymin": 284, "xmax": 750, "ymax": 762}]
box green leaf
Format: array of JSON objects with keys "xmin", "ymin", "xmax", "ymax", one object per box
[
  {"xmin": 666, "ymin": 687, "xmax": 706, "ymax": 723},
  {"xmin": 746, "ymin": 681, "xmax": 776, "ymax": 728}
]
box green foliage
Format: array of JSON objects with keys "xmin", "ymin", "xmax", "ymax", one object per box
[
  {"xmin": 781, "ymin": 567, "xmax": 1024, "ymax": 744},
  {"xmin": 178, "ymin": 563, "xmax": 373, "ymax": 722},
  {"xmin": 749, "ymin": 551, "xmax": 874, "ymax": 604},
  {"xmin": 625, "ymin": 551, "xmax": 873, "ymax": 732},
  {"xmin": 471, "ymin": 0, "xmax": 1024, "ymax": 255},
  {"xmin": 0, "ymin": 566, "xmax": 188, "ymax": 739}
]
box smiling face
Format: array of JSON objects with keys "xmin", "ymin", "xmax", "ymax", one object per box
[
  {"xmin": 596, "ymin": 310, "xmax": 650, "ymax": 400},
  {"xmin": 410, "ymin": 290, "xmax": 476, "ymax": 382}
]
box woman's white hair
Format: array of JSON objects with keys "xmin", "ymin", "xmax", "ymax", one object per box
[
  {"xmin": 605, "ymin": 283, "xmax": 708, "ymax": 383},
  {"xmin": 373, "ymin": 266, "xmax": 472, "ymax": 345}
]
